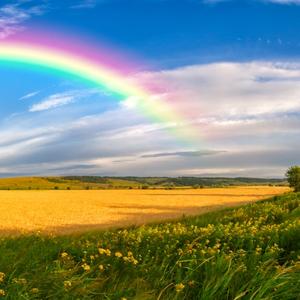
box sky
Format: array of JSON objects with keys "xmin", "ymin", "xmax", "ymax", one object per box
[{"xmin": 0, "ymin": 0, "xmax": 300, "ymax": 178}]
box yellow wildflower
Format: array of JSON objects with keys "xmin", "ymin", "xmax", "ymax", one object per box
[
  {"xmin": 99, "ymin": 264, "xmax": 104, "ymax": 271},
  {"xmin": 115, "ymin": 251, "xmax": 123, "ymax": 258},
  {"xmin": 30, "ymin": 288, "xmax": 39, "ymax": 294},
  {"xmin": 0, "ymin": 273, "xmax": 5, "ymax": 283},
  {"xmin": 0, "ymin": 290, "xmax": 5, "ymax": 297},
  {"xmin": 256, "ymin": 246, "xmax": 262, "ymax": 254},
  {"xmin": 98, "ymin": 248, "xmax": 111, "ymax": 256},
  {"xmin": 175, "ymin": 283, "xmax": 185, "ymax": 293},
  {"xmin": 98, "ymin": 248, "xmax": 106, "ymax": 255},
  {"xmin": 64, "ymin": 280, "xmax": 72, "ymax": 289},
  {"xmin": 82, "ymin": 263, "xmax": 91, "ymax": 272},
  {"xmin": 61, "ymin": 252, "xmax": 68, "ymax": 258}
]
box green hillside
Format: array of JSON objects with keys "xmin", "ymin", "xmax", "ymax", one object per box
[
  {"xmin": 0, "ymin": 176, "xmax": 287, "ymax": 190},
  {"xmin": 0, "ymin": 192, "xmax": 299, "ymax": 299}
]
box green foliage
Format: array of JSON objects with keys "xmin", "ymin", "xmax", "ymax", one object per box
[
  {"xmin": 113, "ymin": 176, "xmax": 286, "ymax": 187},
  {"xmin": 0, "ymin": 193, "xmax": 299, "ymax": 299},
  {"xmin": 62, "ymin": 176, "xmax": 109, "ymax": 184},
  {"xmin": 286, "ymin": 166, "xmax": 300, "ymax": 192}
]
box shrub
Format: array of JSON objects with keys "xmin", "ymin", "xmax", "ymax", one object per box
[{"xmin": 286, "ymin": 166, "xmax": 300, "ymax": 192}]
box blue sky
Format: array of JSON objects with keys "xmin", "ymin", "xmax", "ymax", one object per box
[
  {"xmin": 0, "ymin": 0, "xmax": 300, "ymax": 177},
  {"xmin": 27, "ymin": 0, "xmax": 300, "ymax": 65}
]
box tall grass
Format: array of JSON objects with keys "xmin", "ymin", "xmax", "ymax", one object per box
[{"xmin": 0, "ymin": 193, "xmax": 299, "ymax": 299}]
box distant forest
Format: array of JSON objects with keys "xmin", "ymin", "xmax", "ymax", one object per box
[
  {"xmin": 63, "ymin": 176, "xmax": 286, "ymax": 188},
  {"xmin": 0, "ymin": 176, "xmax": 286, "ymax": 190}
]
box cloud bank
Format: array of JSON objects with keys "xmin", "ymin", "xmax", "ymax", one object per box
[{"xmin": 1, "ymin": 60, "xmax": 300, "ymax": 177}]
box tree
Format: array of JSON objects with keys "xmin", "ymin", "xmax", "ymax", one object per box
[{"xmin": 286, "ymin": 166, "xmax": 300, "ymax": 192}]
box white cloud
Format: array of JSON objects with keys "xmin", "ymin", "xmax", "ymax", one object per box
[
  {"xmin": 0, "ymin": 1, "xmax": 47, "ymax": 39},
  {"xmin": 29, "ymin": 89, "xmax": 103, "ymax": 112},
  {"xmin": 19, "ymin": 90, "xmax": 40, "ymax": 100},
  {"xmin": 1, "ymin": 61, "xmax": 300, "ymax": 177},
  {"xmin": 138, "ymin": 61, "xmax": 300, "ymax": 121},
  {"xmin": 0, "ymin": 0, "xmax": 101, "ymax": 40},
  {"xmin": 29, "ymin": 92, "xmax": 76, "ymax": 112}
]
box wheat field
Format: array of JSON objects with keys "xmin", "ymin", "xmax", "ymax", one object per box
[{"xmin": 0, "ymin": 186, "xmax": 289, "ymax": 234}]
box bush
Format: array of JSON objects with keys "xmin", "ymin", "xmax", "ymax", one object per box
[{"xmin": 286, "ymin": 166, "xmax": 300, "ymax": 192}]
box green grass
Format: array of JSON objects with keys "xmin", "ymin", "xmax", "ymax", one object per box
[{"xmin": 0, "ymin": 193, "xmax": 299, "ymax": 299}]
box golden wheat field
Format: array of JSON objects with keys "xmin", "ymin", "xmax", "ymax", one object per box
[{"xmin": 0, "ymin": 186, "xmax": 289, "ymax": 235}]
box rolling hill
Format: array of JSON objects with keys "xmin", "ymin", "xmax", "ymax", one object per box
[{"xmin": 0, "ymin": 176, "xmax": 287, "ymax": 190}]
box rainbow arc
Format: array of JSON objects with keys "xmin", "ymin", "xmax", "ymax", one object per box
[{"xmin": 0, "ymin": 34, "xmax": 199, "ymax": 145}]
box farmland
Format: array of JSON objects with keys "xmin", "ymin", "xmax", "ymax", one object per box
[
  {"xmin": 0, "ymin": 191, "xmax": 298, "ymax": 299},
  {"xmin": 0, "ymin": 186, "xmax": 289, "ymax": 235}
]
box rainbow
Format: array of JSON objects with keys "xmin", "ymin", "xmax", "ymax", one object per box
[{"xmin": 0, "ymin": 32, "xmax": 198, "ymax": 144}]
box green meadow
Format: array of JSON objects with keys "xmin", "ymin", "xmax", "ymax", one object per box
[{"xmin": 0, "ymin": 192, "xmax": 299, "ymax": 299}]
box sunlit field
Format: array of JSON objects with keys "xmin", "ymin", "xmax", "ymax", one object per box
[
  {"xmin": 0, "ymin": 192, "xmax": 298, "ymax": 299},
  {"xmin": 0, "ymin": 186, "xmax": 289, "ymax": 235}
]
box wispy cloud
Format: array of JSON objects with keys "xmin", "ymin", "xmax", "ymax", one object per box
[
  {"xmin": 19, "ymin": 90, "xmax": 40, "ymax": 101},
  {"xmin": 265, "ymin": 0, "xmax": 300, "ymax": 3},
  {"xmin": 29, "ymin": 92, "xmax": 77, "ymax": 112},
  {"xmin": 202, "ymin": 0, "xmax": 229, "ymax": 3},
  {"xmin": 70, "ymin": 0, "xmax": 99, "ymax": 9},
  {"xmin": 0, "ymin": 1, "xmax": 47, "ymax": 39},
  {"xmin": 29, "ymin": 89, "xmax": 103, "ymax": 112},
  {"xmin": 203, "ymin": 0, "xmax": 300, "ymax": 4},
  {"xmin": 141, "ymin": 150, "xmax": 225, "ymax": 158}
]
